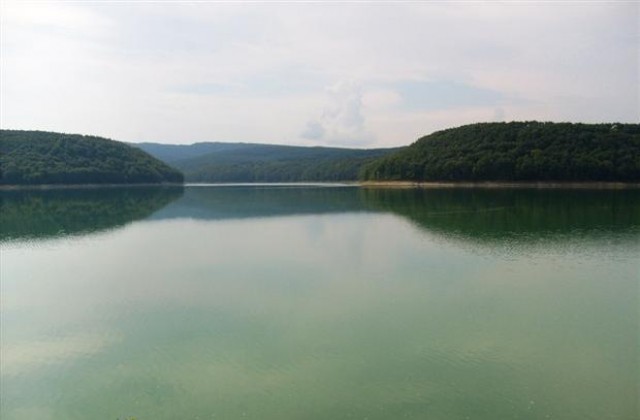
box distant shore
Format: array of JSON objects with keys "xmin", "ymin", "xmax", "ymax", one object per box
[
  {"xmin": 0, "ymin": 183, "xmax": 184, "ymax": 191},
  {"xmin": 2, "ymin": 181, "xmax": 640, "ymax": 190},
  {"xmin": 360, "ymin": 181, "xmax": 640, "ymax": 189}
]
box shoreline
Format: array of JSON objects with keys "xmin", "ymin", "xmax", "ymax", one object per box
[
  {"xmin": 359, "ymin": 181, "xmax": 640, "ymax": 189},
  {"xmin": 0, "ymin": 183, "xmax": 184, "ymax": 191},
  {"xmin": 1, "ymin": 181, "xmax": 640, "ymax": 190}
]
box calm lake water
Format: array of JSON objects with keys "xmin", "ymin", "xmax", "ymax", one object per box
[{"xmin": 1, "ymin": 185, "xmax": 638, "ymax": 420}]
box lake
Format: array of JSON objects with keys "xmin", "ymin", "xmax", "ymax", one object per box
[{"xmin": 1, "ymin": 185, "xmax": 638, "ymax": 420}]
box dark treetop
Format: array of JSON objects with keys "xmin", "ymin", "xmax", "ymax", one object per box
[
  {"xmin": 0, "ymin": 130, "xmax": 184, "ymax": 185},
  {"xmin": 360, "ymin": 122, "xmax": 640, "ymax": 182}
]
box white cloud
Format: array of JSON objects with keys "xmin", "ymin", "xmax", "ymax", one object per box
[
  {"xmin": 302, "ymin": 80, "xmax": 374, "ymax": 146},
  {"xmin": 1, "ymin": 1, "xmax": 113, "ymax": 32},
  {"xmin": 301, "ymin": 121, "xmax": 325, "ymax": 141},
  {"xmin": 362, "ymin": 89, "xmax": 403, "ymax": 110},
  {"xmin": 0, "ymin": 2, "xmax": 637, "ymax": 146}
]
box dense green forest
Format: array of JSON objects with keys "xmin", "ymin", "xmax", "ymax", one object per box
[
  {"xmin": 360, "ymin": 122, "xmax": 640, "ymax": 182},
  {"xmin": 135, "ymin": 142, "xmax": 399, "ymax": 182},
  {"xmin": 5, "ymin": 122, "xmax": 639, "ymax": 185},
  {"xmin": 0, "ymin": 130, "xmax": 184, "ymax": 185}
]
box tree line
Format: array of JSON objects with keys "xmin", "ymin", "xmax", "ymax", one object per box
[
  {"xmin": 0, "ymin": 130, "xmax": 184, "ymax": 184},
  {"xmin": 360, "ymin": 122, "xmax": 640, "ymax": 182}
]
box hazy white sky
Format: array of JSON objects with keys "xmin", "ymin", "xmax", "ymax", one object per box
[{"xmin": 1, "ymin": 1, "xmax": 638, "ymax": 147}]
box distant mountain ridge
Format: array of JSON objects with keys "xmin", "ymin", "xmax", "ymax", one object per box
[
  {"xmin": 132, "ymin": 142, "xmax": 252, "ymax": 164},
  {"xmin": 0, "ymin": 130, "xmax": 184, "ymax": 185},
  {"xmin": 134, "ymin": 142, "xmax": 401, "ymax": 182}
]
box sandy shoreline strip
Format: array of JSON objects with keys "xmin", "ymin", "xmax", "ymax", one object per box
[{"xmin": 360, "ymin": 181, "xmax": 640, "ymax": 189}]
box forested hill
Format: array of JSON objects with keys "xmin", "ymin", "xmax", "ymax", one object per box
[
  {"xmin": 0, "ymin": 130, "xmax": 184, "ymax": 185},
  {"xmin": 135, "ymin": 142, "xmax": 400, "ymax": 182},
  {"xmin": 360, "ymin": 122, "xmax": 640, "ymax": 182},
  {"xmin": 132, "ymin": 142, "xmax": 248, "ymax": 164}
]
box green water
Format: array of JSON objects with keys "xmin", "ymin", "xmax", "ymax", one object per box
[{"xmin": 1, "ymin": 185, "xmax": 638, "ymax": 420}]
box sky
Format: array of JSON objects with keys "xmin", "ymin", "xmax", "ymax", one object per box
[{"xmin": 1, "ymin": 1, "xmax": 638, "ymax": 148}]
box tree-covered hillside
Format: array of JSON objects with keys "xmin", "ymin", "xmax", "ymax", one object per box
[
  {"xmin": 0, "ymin": 130, "xmax": 184, "ymax": 185},
  {"xmin": 132, "ymin": 142, "xmax": 249, "ymax": 164},
  {"xmin": 360, "ymin": 122, "xmax": 640, "ymax": 182},
  {"xmin": 136, "ymin": 142, "xmax": 400, "ymax": 182}
]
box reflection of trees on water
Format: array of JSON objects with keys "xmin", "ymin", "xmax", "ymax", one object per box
[
  {"xmin": 2, "ymin": 185, "xmax": 638, "ymax": 245},
  {"xmin": 149, "ymin": 185, "xmax": 366, "ymax": 220},
  {"xmin": 152, "ymin": 185, "xmax": 640, "ymax": 245},
  {"xmin": 0, "ymin": 186, "xmax": 184, "ymax": 241},
  {"xmin": 360, "ymin": 188, "xmax": 640, "ymax": 244}
]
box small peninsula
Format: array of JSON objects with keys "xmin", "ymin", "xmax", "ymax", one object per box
[
  {"xmin": 0, "ymin": 130, "xmax": 184, "ymax": 185},
  {"xmin": 360, "ymin": 122, "xmax": 640, "ymax": 182}
]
